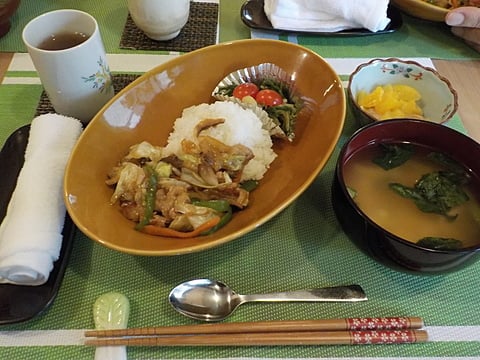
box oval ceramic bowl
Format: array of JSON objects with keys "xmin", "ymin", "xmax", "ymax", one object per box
[
  {"xmin": 347, "ymin": 58, "xmax": 458, "ymax": 126},
  {"xmin": 391, "ymin": 0, "xmax": 448, "ymax": 22},
  {"xmin": 332, "ymin": 119, "xmax": 480, "ymax": 274},
  {"xmin": 64, "ymin": 39, "xmax": 346, "ymax": 256}
]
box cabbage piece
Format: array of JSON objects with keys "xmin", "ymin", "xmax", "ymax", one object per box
[
  {"xmin": 110, "ymin": 162, "xmax": 145, "ymax": 204},
  {"xmin": 169, "ymin": 203, "xmax": 219, "ymax": 231},
  {"xmin": 126, "ymin": 141, "xmax": 163, "ymax": 164}
]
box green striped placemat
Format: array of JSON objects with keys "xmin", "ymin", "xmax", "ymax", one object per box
[
  {"xmin": 1, "ymin": 56, "xmax": 480, "ymax": 359},
  {"xmin": 1, "ymin": 0, "xmax": 479, "ymax": 59}
]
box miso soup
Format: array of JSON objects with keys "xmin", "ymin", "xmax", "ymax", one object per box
[{"xmin": 343, "ymin": 142, "xmax": 480, "ymax": 249}]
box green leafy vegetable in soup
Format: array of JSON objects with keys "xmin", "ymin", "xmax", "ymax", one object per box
[
  {"xmin": 372, "ymin": 143, "xmax": 414, "ymax": 170},
  {"xmin": 417, "ymin": 237, "xmax": 463, "ymax": 250},
  {"xmin": 347, "ymin": 186, "xmax": 357, "ymax": 199},
  {"xmin": 390, "ymin": 171, "xmax": 470, "ymax": 220},
  {"xmin": 427, "ymin": 152, "xmax": 471, "ymax": 176},
  {"xmin": 371, "ymin": 145, "xmax": 472, "ymax": 219}
]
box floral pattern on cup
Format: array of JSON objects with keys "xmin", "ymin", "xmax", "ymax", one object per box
[
  {"xmin": 380, "ymin": 63, "xmax": 423, "ymax": 80},
  {"xmin": 82, "ymin": 57, "xmax": 112, "ymax": 93}
]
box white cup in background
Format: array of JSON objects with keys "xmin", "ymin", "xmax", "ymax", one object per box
[
  {"xmin": 127, "ymin": 0, "xmax": 190, "ymax": 41},
  {"xmin": 22, "ymin": 9, "xmax": 114, "ymax": 123}
]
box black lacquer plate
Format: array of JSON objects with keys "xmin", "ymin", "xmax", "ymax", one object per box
[
  {"xmin": 0, "ymin": 125, "xmax": 76, "ymax": 325},
  {"xmin": 241, "ymin": 0, "xmax": 403, "ymax": 36}
]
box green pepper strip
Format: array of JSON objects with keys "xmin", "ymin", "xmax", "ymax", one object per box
[
  {"xmin": 202, "ymin": 207, "xmax": 232, "ymax": 235},
  {"xmin": 192, "ymin": 199, "xmax": 231, "ymax": 212},
  {"xmin": 240, "ymin": 179, "xmax": 258, "ymax": 192},
  {"xmin": 192, "ymin": 199, "xmax": 233, "ymax": 235},
  {"xmin": 135, "ymin": 166, "xmax": 158, "ymax": 230}
]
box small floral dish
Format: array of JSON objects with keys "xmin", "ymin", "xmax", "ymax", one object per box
[{"xmin": 347, "ymin": 58, "xmax": 458, "ymax": 126}]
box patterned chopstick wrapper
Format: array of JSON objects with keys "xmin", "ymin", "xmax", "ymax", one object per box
[
  {"xmin": 349, "ymin": 329, "xmax": 427, "ymax": 344},
  {"xmin": 345, "ymin": 317, "xmax": 424, "ymax": 330}
]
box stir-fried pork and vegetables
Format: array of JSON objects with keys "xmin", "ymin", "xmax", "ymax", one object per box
[
  {"xmin": 106, "ymin": 98, "xmax": 282, "ymax": 238},
  {"xmin": 423, "ymin": 0, "xmax": 480, "ymax": 8},
  {"xmin": 107, "ymin": 64, "xmax": 302, "ymax": 238},
  {"xmin": 106, "ymin": 124, "xmax": 259, "ymax": 237}
]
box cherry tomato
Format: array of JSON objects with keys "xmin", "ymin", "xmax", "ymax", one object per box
[
  {"xmin": 255, "ymin": 89, "xmax": 284, "ymax": 107},
  {"xmin": 232, "ymin": 83, "xmax": 259, "ymax": 100}
]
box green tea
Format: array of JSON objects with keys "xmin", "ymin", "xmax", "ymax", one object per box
[{"xmin": 38, "ymin": 32, "xmax": 88, "ymax": 51}]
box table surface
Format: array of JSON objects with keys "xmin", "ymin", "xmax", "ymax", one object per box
[{"xmin": 1, "ymin": 1, "xmax": 480, "ymax": 359}]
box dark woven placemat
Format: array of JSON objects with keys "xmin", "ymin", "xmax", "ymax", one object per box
[
  {"xmin": 35, "ymin": 74, "xmax": 141, "ymax": 117},
  {"xmin": 119, "ymin": 2, "xmax": 218, "ymax": 52}
]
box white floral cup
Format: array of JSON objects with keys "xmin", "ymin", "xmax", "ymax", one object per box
[
  {"xmin": 127, "ymin": 0, "xmax": 190, "ymax": 41},
  {"xmin": 22, "ymin": 9, "xmax": 114, "ymax": 123}
]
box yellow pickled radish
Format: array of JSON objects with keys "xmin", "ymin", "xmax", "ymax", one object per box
[
  {"xmin": 357, "ymin": 86, "xmax": 384, "ymax": 108},
  {"xmin": 392, "ymin": 84, "xmax": 421, "ymax": 101},
  {"xmin": 356, "ymin": 83, "xmax": 424, "ymax": 121}
]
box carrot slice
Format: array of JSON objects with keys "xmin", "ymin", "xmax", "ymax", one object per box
[{"xmin": 141, "ymin": 216, "xmax": 221, "ymax": 238}]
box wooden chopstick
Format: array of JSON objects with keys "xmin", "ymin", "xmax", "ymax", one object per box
[
  {"xmin": 85, "ymin": 317, "xmax": 427, "ymax": 347},
  {"xmin": 85, "ymin": 329, "xmax": 428, "ymax": 347},
  {"xmin": 85, "ymin": 317, "xmax": 424, "ymax": 338}
]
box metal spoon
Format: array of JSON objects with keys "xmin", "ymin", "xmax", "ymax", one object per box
[{"xmin": 168, "ymin": 278, "xmax": 367, "ymax": 322}]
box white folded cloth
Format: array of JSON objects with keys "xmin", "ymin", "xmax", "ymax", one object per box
[
  {"xmin": 0, "ymin": 114, "xmax": 82, "ymax": 286},
  {"xmin": 264, "ymin": 0, "xmax": 391, "ymax": 33}
]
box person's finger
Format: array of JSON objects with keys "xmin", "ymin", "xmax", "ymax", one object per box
[
  {"xmin": 451, "ymin": 27, "xmax": 480, "ymax": 50},
  {"xmin": 463, "ymin": 38, "xmax": 480, "ymax": 52},
  {"xmin": 445, "ymin": 7, "xmax": 480, "ymax": 28}
]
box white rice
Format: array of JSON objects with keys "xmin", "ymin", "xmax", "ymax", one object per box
[{"xmin": 164, "ymin": 101, "xmax": 277, "ymax": 181}]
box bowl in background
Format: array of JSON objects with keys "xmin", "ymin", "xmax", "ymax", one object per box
[
  {"xmin": 332, "ymin": 119, "xmax": 480, "ymax": 274},
  {"xmin": 390, "ymin": 0, "xmax": 448, "ymax": 22},
  {"xmin": 0, "ymin": 0, "xmax": 20, "ymax": 38},
  {"xmin": 64, "ymin": 39, "xmax": 346, "ymax": 256},
  {"xmin": 347, "ymin": 58, "xmax": 458, "ymax": 126}
]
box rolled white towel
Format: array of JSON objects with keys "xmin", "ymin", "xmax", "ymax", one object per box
[
  {"xmin": 264, "ymin": 0, "xmax": 391, "ymax": 33},
  {"xmin": 0, "ymin": 114, "xmax": 83, "ymax": 286}
]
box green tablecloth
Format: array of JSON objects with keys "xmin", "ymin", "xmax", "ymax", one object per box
[
  {"xmin": 1, "ymin": 79, "xmax": 479, "ymax": 359},
  {"xmin": 1, "ymin": 1, "xmax": 480, "ymax": 359}
]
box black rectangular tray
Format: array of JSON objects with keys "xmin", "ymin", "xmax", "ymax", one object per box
[{"xmin": 0, "ymin": 125, "xmax": 76, "ymax": 325}]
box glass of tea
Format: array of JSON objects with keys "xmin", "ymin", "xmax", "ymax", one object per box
[{"xmin": 22, "ymin": 9, "xmax": 114, "ymax": 123}]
